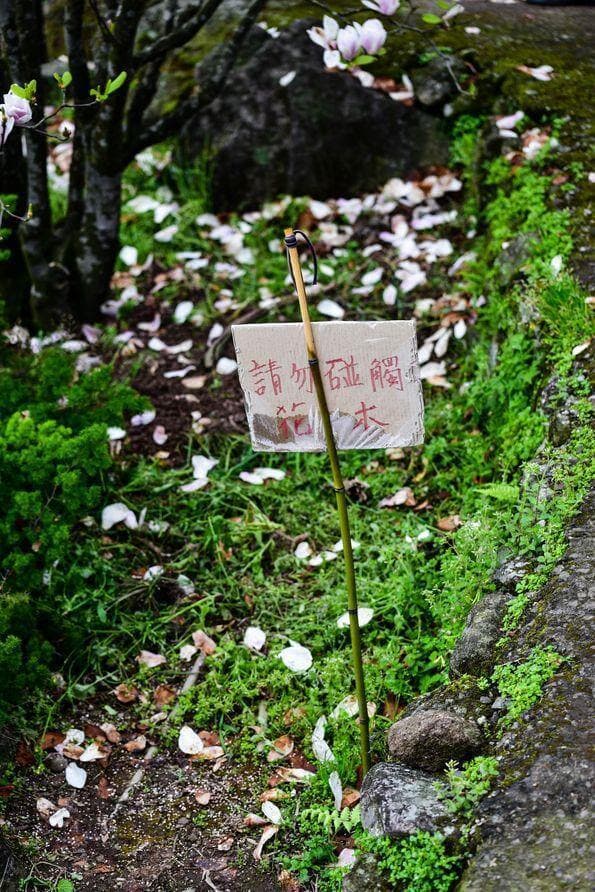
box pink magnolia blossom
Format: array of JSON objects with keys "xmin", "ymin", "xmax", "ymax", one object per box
[
  {"xmin": 306, "ymin": 15, "xmax": 339, "ymax": 50},
  {"xmin": 362, "ymin": 0, "xmax": 400, "ymax": 14},
  {"xmin": 337, "ymin": 25, "xmax": 361, "ymax": 61},
  {"xmin": 0, "ymin": 109, "xmax": 15, "ymax": 146},
  {"xmin": 3, "ymin": 91, "xmax": 32, "ymax": 124},
  {"xmin": 357, "ymin": 19, "xmax": 387, "ymax": 55}
]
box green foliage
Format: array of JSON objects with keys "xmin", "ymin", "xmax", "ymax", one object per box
[
  {"xmin": 0, "ymin": 593, "xmax": 53, "ymax": 726},
  {"xmin": 436, "ymin": 756, "xmax": 499, "ymax": 816},
  {"xmin": 492, "ymin": 646, "xmax": 563, "ymax": 726},
  {"xmin": 357, "ymin": 830, "xmax": 463, "ymax": 892},
  {"xmin": 0, "ymin": 348, "xmax": 144, "ymax": 725},
  {"xmin": 299, "ymin": 804, "xmax": 361, "ymax": 836},
  {"xmin": 502, "ymin": 591, "xmax": 530, "ymax": 631}
]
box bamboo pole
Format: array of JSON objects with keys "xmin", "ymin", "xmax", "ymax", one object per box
[{"xmin": 284, "ymin": 228, "xmax": 371, "ymax": 775}]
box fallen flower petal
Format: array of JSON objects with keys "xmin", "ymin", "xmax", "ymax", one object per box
[
  {"xmin": 65, "ymin": 761, "xmax": 87, "ymax": 789},
  {"xmin": 338, "ymin": 847, "xmax": 357, "ymax": 868},
  {"xmin": 244, "ymin": 626, "xmax": 267, "ymax": 651},
  {"xmin": 262, "ymin": 800, "xmax": 282, "ymax": 825},
  {"xmin": 379, "ymin": 486, "xmax": 416, "ymax": 508},
  {"xmin": 178, "ymin": 725, "xmax": 204, "ymax": 755},
  {"xmin": 49, "ymin": 807, "xmax": 71, "ymax": 828},
  {"xmin": 195, "ymin": 789, "xmax": 211, "ymax": 805},
  {"xmin": 253, "ymin": 824, "xmax": 278, "ymax": 860},
  {"xmin": 294, "ymin": 541, "xmax": 313, "ymax": 559},
  {"xmin": 101, "ymin": 502, "xmax": 137, "ymax": 531},
  {"xmin": 337, "ymin": 607, "xmax": 374, "ymax": 628},
  {"xmin": 279, "ymin": 644, "xmax": 313, "ymax": 672},
  {"xmin": 437, "ymin": 514, "xmax": 462, "ymax": 531},
  {"xmin": 192, "ymin": 629, "xmax": 216, "ymax": 654},
  {"xmin": 317, "ymin": 298, "xmax": 345, "ymax": 319},
  {"xmin": 216, "ymin": 357, "xmax": 238, "ymax": 375},
  {"xmin": 328, "ymin": 770, "xmax": 343, "ymax": 810},
  {"xmin": 312, "ymin": 715, "xmax": 335, "ymax": 762},
  {"xmin": 137, "ymin": 649, "xmax": 166, "ymax": 668}
]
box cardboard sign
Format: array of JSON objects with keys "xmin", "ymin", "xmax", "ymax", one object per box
[{"xmin": 232, "ymin": 320, "xmax": 424, "ymax": 452}]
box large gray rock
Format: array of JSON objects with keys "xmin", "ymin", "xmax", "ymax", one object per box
[
  {"xmin": 360, "ymin": 762, "xmax": 449, "ymax": 838},
  {"xmin": 180, "ymin": 21, "xmax": 449, "ymax": 210},
  {"xmin": 450, "ymin": 589, "xmax": 511, "ymax": 677},
  {"xmin": 388, "ymin": 709, "xmax": 483, "ymax": 772},
  {"xmin": 342, "ymin": 855, "xmax": 391, "ymax": 892}
]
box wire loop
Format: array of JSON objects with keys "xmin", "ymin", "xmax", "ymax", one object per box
[{"xmin": 284, "ymin": 228, "xmax": 318, "ymax": 287}]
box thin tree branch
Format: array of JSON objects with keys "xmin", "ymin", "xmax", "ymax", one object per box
[{"xmin": 132, "ymin": 0, "xmax": 223, "ymax": 69}]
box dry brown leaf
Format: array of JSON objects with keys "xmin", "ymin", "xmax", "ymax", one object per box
[
  {"xmin": 153, "ymin": 684, "xmax": 176, "ymax": 706},
  {"xmin": 259, "ymin": 788, "xmax": 287, "ymax": 802},
  {"xmin": 114, "ymin": 683, "xmax": 139, "ymax": 703},
  {"xmin": 100, "ymin": 723, "xmax": 121, "ymax": 744},
  {"xmin": 39, "ymin": 730, "xmax": 65, "ymax": 750},
  {"xmin": 244, "ymin": 812, "xmax": 267, "ymax": 827},
  {"xmin": 97, "ymin": 776, "xmax": 112, "ymax": 799},
  {"xmin": 379, "ymin": 487, "xmax": 416, "ymax": 508},
  {"xmin": 191, "ymin": 630, "xmax": 216, "ymax": 655},
  {"xmin": 437, "ymin": 514, "xmax": 462, "ymax": 532},
  {"xmin": 136, "ymin": 650, "xmax": 167, "ymax": 668},
  {"xmin": 62, "ymin": 743, "xmax": 84, "ymax": 760},
  {"xmin": 266, "ymin": 735, "xmax": 294, "ymax": 762},
  {"xmin": 15, "ymin": 740, "xmax": 35, "ymax": 766},
  {"xmin": 217, "ymin": 836, "xmax": 234, "ymax": 852},
  {"xmin": 84, "ymin": 723, "xmax": 107, "ymax": 741},
  {"xmin": 199, "ymin": 730, "xmax": 220, "ymax": 747},
  {"xmin": 124, "ymin": 735, "xmax": 147, "ymax": 753},
  {"xmin": 341, "ymin": 788, "xmax": 361, "ymax": 809},
  {"xmin": 253, "ymin": 824, "xmax": 278, "ymax": 861}
]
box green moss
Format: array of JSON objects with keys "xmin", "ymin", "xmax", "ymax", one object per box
[{"xmin": 492, "ymin": 646, "xmax": 564, "ymax": 727}]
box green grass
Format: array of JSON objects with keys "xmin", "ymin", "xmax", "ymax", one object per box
[{"xmin": 2, "ymin": 116, "xmax": 594, "ymax": 889}]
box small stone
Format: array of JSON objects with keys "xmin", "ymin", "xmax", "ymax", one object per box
[
  {"xmin": 360, "ymin": 762, "xmax": 449, "ymax": 838},
  {"xmin": 44, "ymin": 752, "xmax": 67, "ymax": 773},
  {"xmin": 388, "ymin": 710, "xmax": 483, "ymax": 773},
  {"xmin": 491, "ymin": 697, "xmax": 507, "ymax": 710}
]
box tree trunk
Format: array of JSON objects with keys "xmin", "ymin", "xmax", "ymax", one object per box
[{"xmin": 73, "ymin": 162, "xmax": 122, "ymax": 321}]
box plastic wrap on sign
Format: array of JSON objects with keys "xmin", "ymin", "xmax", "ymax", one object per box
[{"xmin": 231, "ymin": 320, "xmax": 424, "ymax": 452}]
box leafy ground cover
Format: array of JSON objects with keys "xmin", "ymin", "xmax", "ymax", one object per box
[{"xmin": 1, "ymin": 107, "xmax": 593, "ymax": 890}]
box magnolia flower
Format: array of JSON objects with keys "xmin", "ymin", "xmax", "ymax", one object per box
[
  {"xmin": 0, "ymin": 109, "xmax": 14, "ymax": 146},
  {"xmin": 363, "ymin": 0, "xmax": 399, "ymax": 15},
  {"xmin": 357, "ymin": 19, "xmax": 387, "ymax": 55},
  {"xmin": 337, "ymin": 25, "xmax": 361, "ymax": 61},
  {"xmin": 307, "ymin": 15, "xmax": 339, "ymax": 50},
  {"xmin": 3, "ymin": 91, "xmax": 32, "ymax": 124}
]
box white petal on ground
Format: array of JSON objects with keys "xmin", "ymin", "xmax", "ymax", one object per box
[
  {"xmin": 419, "ymin": 361, "xmax": 447, "ymax": 380},
  {"xmin": 126, "ymin": 195, "xmax": 159, "ymax": 213},
  {"xmin": 254, "ymin": 467, "xmax": 285, "ymax": 481},
  {"xmin": 167, "ymin": 339, "xmax": 193, "ymax": 355},
  {"xmin": 152, "ymin": 425, "xmax": 168, "ymax": 445},
  {"xmin": 101, "ymin": 502, "xmax": 137, "ymax": 530},
  {"xmin": 279, "ymin": 70, "xmax": 296, "ymax": 87},
  {"xmin": 361, "ymin": 266, "xmax": 383, "ymax": 287},
  {"xmin": 550, "ymin": 254, "xmax": 563, "ymax": 276},
  {"xmin": 253, "ymin": 824, "xmax": 278, "ymax": 861},
  {"xmin": 496, "ymin": 110, "xmax": 524, "ymax": 131},
  {"xmin": 154, "ymin": 224, "xmax": 178, "ymax": 242},
  {"xmin": 434, "ymin": 329, "xmax": 451, "ymax": 358},
  {"xmin": 328, "ymin": 770, "xmax": 343, "ymax": 810},
  {"xmin": 207, "ymin": 322, "xmax": 224, "ymax": 345},
  {"xmin": 317, "ymin": 298, "xmax": 345, "ymax": 319},
  {"xmin": 138, "ymin": 313, "xmax": 161, "ymax": 333},
  {"xmin": 131, "ymin": 409, "xmax": 156, "ymax": 427},
  {"xmin": 453, "ymin": 318, "xmax": 467, "ymax": 339},
  {"xmin": 312, "ymin": 715, "xmax": 335, "ymax": 762},
  {"xmin": 65, "ymin": 728, "xmax": 85, "ymax": 745},
  {"xmin": 244, "ymin": 626, "xmax": 267, "ymax": 651},
  {"xmin": 331, "ymin": 538, "xmax": 360, "ymax": 553},
  {"xmin": 192, "ymin": 454, "xmax": 218, "ymax": 480},
  {"xmin": 382, "ymin": 283, "xmax": 397, "ymax": 306},
  {"xmin": 310, "ymin": 199, "xmax": 333, "ymax": 220},
  {"xmin": 338, "ymin": 848, "xmax": 357, "ymax": 868},
  {"xmin": 49, "ymin": 807, "xmax": 71, "ymax": 828},
  {"xmin": 65, "ymin": 762, "xmax": 87, "ymax": 789},
  {"xmin": 173, "ymin": 300, "xmax": 194, "ymax": 324},
  {"xmin": 119, "ymin": 245, "xmax": 138, "ymax": 266},
  {"xmin": 137, "ymin": 649, "xmax": 166, "ymax": 667},
  {"xmin": 308, "ymin": 554, "xmax": 324, "ymax": 567},
  {"xmin": 180, "ymin": 478, "xmax": 210, "ymax": 493},
  {"xmin": 417, "ymin": 339, "xmax": 434, "ymax": 364},
  {"xmin": 239, "ymin": 471, "xmax": 264, "ymax": 485},
  {"xmin": 107, "ymin": 426, "xmax": 126, "ymax": 441},
  {"xmin": 143, "ymin": 565, "xmax": 164, "ymax": 581},
  {"xmin": 180, "ymin": 643, "xmax": 198, "ymax": 661},
  {"xmin": 163, "ymin": 365, "xmax": 196, "ymax": 379},
  {"xmin": 216, "ymin": 357, "xmax": 238, "ymax": 375},
  {"xmin": 331, "ymin": 695, "xmax": 377, "ymax": 720},
  {"xmin": 294, "ymin": 541, "xmax": 313, "ymax": 559},
  {"xmin": 178, "ymin": 725, "xmax": 204, "ymax": 755},
  {"xmin": 337, "ymin": 607, "xmax": 374, "ymax": 629},
  {"xmin": 320, "ymin": 550, "xmax": 338, "ymax": 562},
  {"xmin": 279, "ymin": 644, "xmax": 313, "ymax": 672},
  {"xmin": 261, "ymin": 801, "xmax": 282, "ymax": 824},
  {"xmin": 80, "ymin": 743, "xmax": 107, "ymax": 762},
  {"xmin": 37, "ymin": 797, "xmax": 56, "ymax": 818}
]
